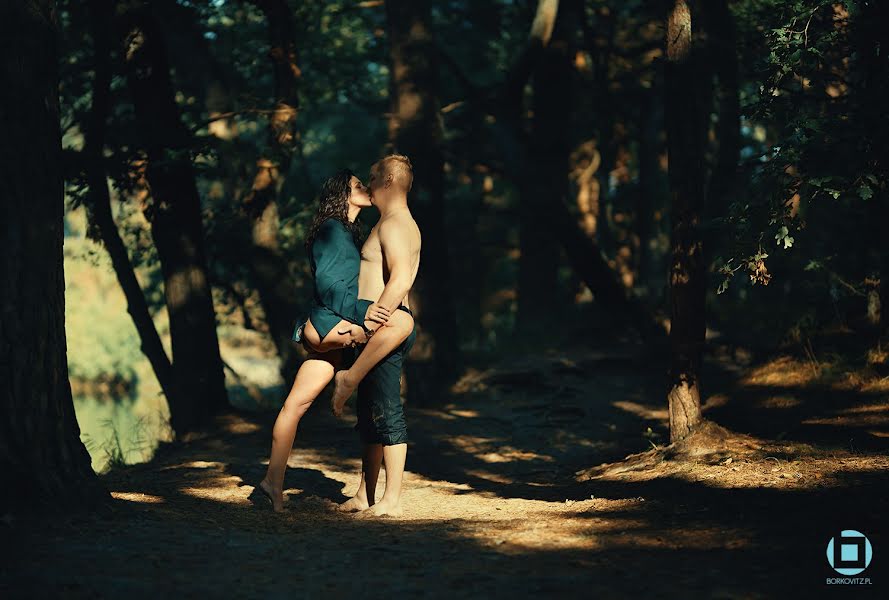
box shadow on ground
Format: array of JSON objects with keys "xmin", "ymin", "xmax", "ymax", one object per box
[{"xmin": 5, "ymin": 345, "xmax": 888, "ymax": 598}]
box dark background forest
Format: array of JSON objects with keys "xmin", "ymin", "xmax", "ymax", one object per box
[{"xmin": 2, "ymin": 0, "xmax": 887, "ymax": 596}]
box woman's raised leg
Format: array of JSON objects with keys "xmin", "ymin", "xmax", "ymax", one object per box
[
  {"xmin": 258, "ymin": 349, "xmax": 341, "ymax": 512},
  {"xmin": 331, "ymin": 309, "xmax": 414, "ymax": 416}
]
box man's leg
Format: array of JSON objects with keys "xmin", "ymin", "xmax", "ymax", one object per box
[
  {"xmin": 338, "ymin": 443, "xmax": 383, "ymax": 512},
  {"xmin": 367, "ymin": 443, "xmax": 407, "ymax": 517},
  {"xmin": 331, "ymin": 310, "xmax": 413, "ymax": 415}
]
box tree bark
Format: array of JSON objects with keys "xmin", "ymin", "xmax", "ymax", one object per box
[
  {"xmin": 854, "ymin": 2, "xmax": 889, "ymax": 334},
  {"xmin": 84, "ymin": 0, "xmax": 181, "ymax": 414},
  {"xmin": 117, "ymin": 1, "xmax": 228, "ymax": 433},
  {"xmin": 386, "ymin": 0, "xmax": 459, "ymax": 401},
  {"xmin": 665, "ymin": 0, "xmax": 710, "ymax": 442},
  {"xmin": 244, "ymin": 0, "xmax": 304, "ymax": 381},
  {"xmin": 0, "ymin": 0, "xmax": 106, "ymax": 512},
  {"xmin": 516, "ymin": 0, "xmax": 579, "ymax": 334},
  {"xmin": 636, "ymin": 87, "xmax": 661, "ymax": 293}
]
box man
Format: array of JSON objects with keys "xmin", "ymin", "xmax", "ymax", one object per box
[{"xmin": 337, "ymin": 154, "xmax": 421, "ymax": 518}]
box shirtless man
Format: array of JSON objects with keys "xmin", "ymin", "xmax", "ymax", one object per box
[{"xmin": 337, "ymin": 154, "xmax": 421, "ymax": 518}]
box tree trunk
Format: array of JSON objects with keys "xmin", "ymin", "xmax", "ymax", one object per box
[
  {"xmin": 516, "ymin": 0, "xmax": 579, "ymax": 334},
  {"xmin": 0, "ymin": 0, "xmax": 106, "ymax": 512},
  {"xmin": 244, "ymin": 0, "xmax": 304, "ymax": 381},
  {"xmin": 636, "ymin": 87, "xmax": 661, "ymax": 294},
  {"xmin": 386, "ymin": 0, "xmax": 459, "ymax": 401},
  {"xmin": 854, "ymin": 2, "xmax": 889, "ymax": 334},
  {"xmin": 117, "ymin": 2, "xmax": 228, "ymax": 434},
  {"xmin": 84, "ymin": 0, "xmax": 181, "ymax": 413},
  {"xmin": 665, "ymin": 0, "xmax": 710, "ymax": 442}
]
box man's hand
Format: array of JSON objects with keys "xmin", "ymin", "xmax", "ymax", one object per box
[{"xmin": 364, "ymin": 302, "xmax": 390, "ymax": 325}]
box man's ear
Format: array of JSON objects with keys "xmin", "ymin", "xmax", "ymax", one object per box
[{"xmin": 385, "ymin": 173, "xmax": 393, "ymax": 188}]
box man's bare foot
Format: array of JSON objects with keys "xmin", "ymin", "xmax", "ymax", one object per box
[
  {"xmin": 337, "ymin": 496, "xmax": 370, "ymax": 512},
  {"xmin": 331, "ymin": 370, "xmax": 356, "ymax": 417},
  {"xmin": 258, "ymin": 479, "xmax": 284, "ymax": 513},
  {"xmin": 359, "ymin": 498, "xmax": 402, "ymax": 518}
]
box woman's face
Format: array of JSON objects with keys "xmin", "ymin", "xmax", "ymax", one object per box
[{"xmin": 347, "ymin": 175, "xmax": 372, "ymax": 208}]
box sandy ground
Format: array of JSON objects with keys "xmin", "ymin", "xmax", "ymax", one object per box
[{"xmin": 4, "ymin": 347, "xmax": 889, "ymax": 598}]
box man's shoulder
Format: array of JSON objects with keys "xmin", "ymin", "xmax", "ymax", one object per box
[{"xmin": 379, "ymin": 211, "xmax": 419, "ymax": 234}]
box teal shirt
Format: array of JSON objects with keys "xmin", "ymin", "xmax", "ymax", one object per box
[{"xmin": 300, "ymin": 218, "xmax": 364, "ymax": 341}]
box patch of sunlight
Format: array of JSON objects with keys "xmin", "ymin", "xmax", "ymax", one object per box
[
  {"xmin": 756, "ymin": 395, "xmax": 802, "ymax": 409},
  {"xmin": 843, "ymin": 403, "xmax": 889, "ymax": 415},
  {"xmin": 802, "ymin": 410, "xmax": 889, "ymax": 427},
  {"xmin": 740, "ymin": 356, "xmax": 816, "ymax": 387},
  {"xmin": 463, "ymin": 469, "xmax": 514, "ymax": 485},
  {"xmin": 476, "ymin": 447, "xmax": 555, "ymax": 464},
  {"xmin": 162, "ymin": 460, "xmax": 225, "ymax": 471},
  {"xmin": 702, "ymin": 394, "xmax": 730, "ymax": 409},
  {"xmin": 220, "ymin": 418, "xmax": 262, "ymax": 435},
  {"xmin": 449, "ymin": 409, "xmax": 481, "ymax": 418},
  {"xmin": 111, "ymin": 491, "xmax": 165, "ymax": 504},
  {"xmin": 450, "ymin": 435, "xmax": 505, "ymax": 455},
  {"xmin": 611, "ymin": 400, "xmax": 668, "ymax": 420},
  {"xmin": 179, "ymin": 478, "xmax": 246, "ymax": 504}
]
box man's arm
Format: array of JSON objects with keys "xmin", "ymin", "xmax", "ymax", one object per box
[{"xmin": 368, "ymin": 218, "xmax": 416, "ymax": 328}]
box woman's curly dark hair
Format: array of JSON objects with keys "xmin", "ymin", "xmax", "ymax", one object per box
[{"xmin": 305, "ymin": 169, "xmax": 363, "ymax": 254}]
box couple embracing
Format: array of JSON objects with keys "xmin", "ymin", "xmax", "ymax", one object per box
[{"xmin": 256, "ymin": 154, "xmax": 420, "ymax": 518}]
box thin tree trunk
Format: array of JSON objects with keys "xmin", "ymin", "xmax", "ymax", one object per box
[
  {"xmin": 589, "ymin": 4, "xmax": 617, "ymax": 255},
  {"xmin": 703, "ymin": 0, "xmax": 740, "ymax": 202},
  {"xmin": 0, "ymin": 0, "xmax": 106, "ymax": 512},
  {"xmin": 386, "ymin": 0, "xmax": 459, "ymax": 401},
  {"xmin": 244, "ymin": 0, "xmax": 303, "ymax": 381},
  {"xmin": 516, "ymin": 0, "xmax": 579, "ymax": 334},
  {"xmin": 84, "ymin": 0, "xmax": 180, "ymax": 411},
  {"xmin": 636, "ymin": 88, "xmax": 661, "ymax": 294},
  {"xmin": 117, "ymin": 1, "xmax": 228, "ymax": 433},
  {"xmin": 665, "ymin": 0, "xmax": 710, "ymax": 442}
]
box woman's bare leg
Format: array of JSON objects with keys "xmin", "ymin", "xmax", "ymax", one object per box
[
  {"xmin": 331, "ymin": 310, "xmax": 414, "ymax": 416},
  {"xmin": 259, "ymin": 348, "xmax": 341, "ymax": 512},
  {"xmin": 302, "ymin": 317, "xmax": 361, "ymax": 353}
]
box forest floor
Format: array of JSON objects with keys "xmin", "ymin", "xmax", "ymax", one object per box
[{"xmin": 6, "ymin": 342, "xmax": 889, "ymax": 598}]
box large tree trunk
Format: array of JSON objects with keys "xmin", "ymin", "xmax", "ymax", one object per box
[
  {"xmin": 243, "ymin": 0, "xmax": 303, "ymax": 381},
  {"xmin": 386, "ymin": 0, "xmax": 459, "ymax": 401},
  {"xmin": 0, "ymin": 0, "xmax": 106, "ymax": 512},
  {"xmin": 516, "ymin": 0, "xmax": 579, "ymax": 334},
  {"xmin": 117, "ymin": 2, "xmax": 228, "ymax": 434},
  {"xmin": 665, "ymin": 0, "xmax": 711, "ymax": 442},
  {"xmin": 84, "ymin": 0, "xmax": 181, "ymax": 414}
]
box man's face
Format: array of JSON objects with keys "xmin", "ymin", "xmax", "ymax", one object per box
[{"xmin": 367, "ymin": 162, "xmax": 383, "ymax": 202}]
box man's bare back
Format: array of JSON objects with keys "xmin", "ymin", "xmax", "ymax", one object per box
[{"xmin": 358, "ymin": 209, "xmax": 421, "ymax": 307}]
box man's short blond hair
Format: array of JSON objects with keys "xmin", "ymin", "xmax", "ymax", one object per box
[{"xmin": 377, "ymin": 154, "xmax": 413, "ymax": 192}]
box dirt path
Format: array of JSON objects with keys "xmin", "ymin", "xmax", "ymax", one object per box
[{"xmin": 7, "ymin": 348, "xmax": 889, "ymax": 598}]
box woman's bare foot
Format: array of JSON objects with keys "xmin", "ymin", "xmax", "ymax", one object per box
[
  {"xmin": 337, "ymin": 495, "xmax": 370, "ymax": 512},
  {"xmin": 258, "ymin": 479, "xmax": 284, "ymax": 513},
  {"xmin": 331, "ymin": 370, "xmax": 357, "ymax": 417},
  {"xmin": 361, "ymin": 497, "xmax": 402, "ymax": 518}
]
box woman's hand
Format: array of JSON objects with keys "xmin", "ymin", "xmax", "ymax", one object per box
[
  {"xmin": 347, "ymin": 324, "xmax": 368, "ymax": 347},
  {"xmin": 363, "ymin": 302, "xmax": 391, "ymax": 325}
]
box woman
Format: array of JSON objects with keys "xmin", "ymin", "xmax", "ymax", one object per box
[{"xmin": 256, "ymin": 169, "xmax": 414, "ymax": 513}]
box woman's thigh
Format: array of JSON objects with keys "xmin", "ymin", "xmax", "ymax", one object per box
[
  {"xmin": 285, "ymin": 349, "xmax": 342, "ymax": 405},
  {"xmin": 303, "ymin": 317, "xmax": 356, "ymax": 353}
]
